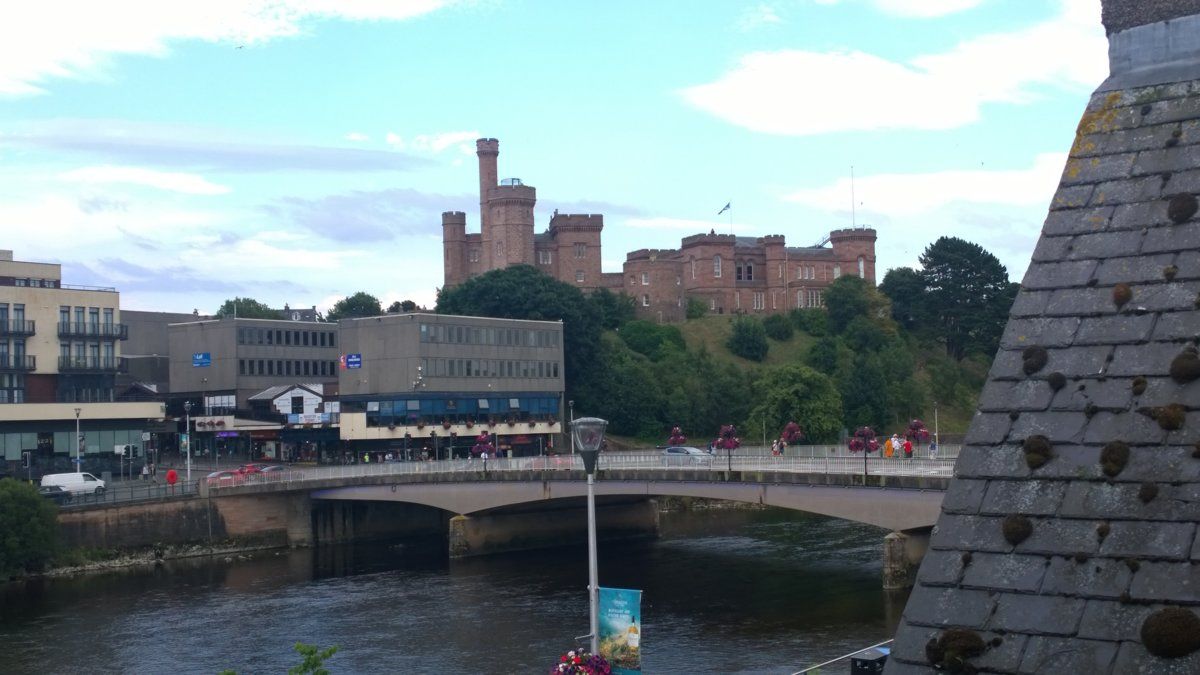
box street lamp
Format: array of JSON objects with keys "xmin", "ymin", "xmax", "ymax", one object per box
[
  {"xmin": 934, "ymin": 401, "xmax": 940, "ymax": 447},
  {"xmin": 568, "ymin": 400, "xmax": 575, "ymax": 455},
  {"xmin": 74, "ymin": 407, "xmax": 82, "ymax": 472},
  {"xmin": 572, "ymin": 416, "xmax": 607, "ymax": 656},
  {"xmin": 183, "ymin": 401, "xmax": 193, "ymax": 482}
]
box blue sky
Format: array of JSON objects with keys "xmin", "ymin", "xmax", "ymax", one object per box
[{"xmin": 0, "ymin": 0, "xmax": 1106, "ymax": 313}]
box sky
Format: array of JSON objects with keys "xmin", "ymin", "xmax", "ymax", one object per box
[{"xmin": 0, "ymin": 0, "xmax": 1108, "ymax": 314}]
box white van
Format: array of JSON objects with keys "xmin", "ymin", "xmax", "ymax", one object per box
[{"xmin": 40, "ymin": 472, "xmax": 106, "ymax": 495}]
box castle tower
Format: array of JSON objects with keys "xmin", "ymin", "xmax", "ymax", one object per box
[
  {"xmin": 829, "ymin": 227, "xmax": 877, "ymax": 282},
  {"xmin": 477, "ymin": 138, "xmax": 499, "ymax": 233},
  {"xmin": 485, "ymin": 178, "xmax": 537, "ymax": 269},
  {"xmin": 441, "ymin": 211, "xmax": 467, "ymax": 288}
]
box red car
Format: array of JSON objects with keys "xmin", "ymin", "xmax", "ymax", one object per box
[
  {"xmin": 235, "ymin": 463, "xmax": 271, "ymax": 475},
  {"xmin": 206, "ymin": 470, "xmax": 242, "ymax": 486}
]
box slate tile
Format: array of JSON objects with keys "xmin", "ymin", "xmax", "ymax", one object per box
[
  {"xmin": 1129, "ymin": 280, "xmax": 1200, "ymax": 311},
  {"xmin": 980, "ymin": 480, "xmax": 1067, "ymax": 516},
  {"xmin": 962, "ymin": 413, "xmax": 1014, "ymax": 446},
  {"xmin": 915, "ymin": 549, "xmax": 964, "ymax": 586},
  {"xmin": 1059, "ymin": 481, "xmax": 1200, "ymax": 521},
  {"xmin": 1112, "ymin": 641, "xmax": 1200, "ymax": 675},
  {"xmin": 1009, "ymin": 411, "xmax": 1089, "ymax": 444},
  {"xmin": 1106, "ymin": 341, "xmax": 1190, "ymax": 376},
  {"xmin": 1133, "ymin": 145, "xmax": 1200, "ymax": 177},
  {"xmin": 901, "ymin": 586, "xmax": 996, "ymax": 629},
  {"xmin": 1174, "ymin": 250, "xmax": 1200, "ymax": 280},
  {"xmin": 875, "ymin": 660, "xmax": 933, "ymax": 675},
  {"xmin": 1042, "ymin": 206, "xmax": 1114, "ymax": 235},
  {"xmin": 978, "ymin": 379, "xmax": 1055, "ymax": 412},
  {"xmin": 1044, "ymin": 287, "xmax": 1113, "ymax": 316},
  {"xmin": 929, "ymin": 514, "xmax": 1011, "ymax": 553},
  {"xmin": 1070, "ymin": 230, "xmax": 1146, "ymax": 259},
  {"xmin": 1016, "ymin": 445, "xmax": 1103, "ymax": 481},
  {"xmin": 1044, "ymin": 346, "xmax": 1113, "ymax": 378},
  {"xmin": 961, "ymin": 552, "xmax": 1047, "ymax": 592},
  {"xmin": 1088, "ymin": 176, "xmax": 1164, "ymax": 207},
  {"xmin": 987, "ymin": 593, "xmax": 1086, "ymax": 635},
  {"xmin": 1100, "ymin": 521, "xmax": 1196, "ymax": 559},
  {"xmin": 886, "ymin": 622, "xmax": 939, "ymax": 666},
  {"xmin": 1019, "ymin": 517, "xmax": 1103, "ymax": 557},
  {"xmin": 970, "ymin": 632, "xmax": 1028, "ymax": 673},
  {"xmin": 941, "ymin": 478, "xmax": 989, "ymax": 515},
  {"xmin": 999, "ymin": 317, "xmax": 1081, "ymax": 350},
  {"xmin": 1022, "ymin": 260, "xmax": 1100, "ymax": 290},
  {"xmin": 1075, "ymin": 313, "xmax": 1157, "ymax": 345},
  {"xmin": 1152, "ymin": 310, "xmax": 1200, "ymax": 340},
  {"xmin": 1112, "ymin": 446, "xmax": 1200, "ymax": 483},
  {"xmin": 1052, "ymin": 184, "xmax": 1096, "ymax": 209},
  {"xmin": 1078, "ymin": 599, "xmax": 1157, "ymax": 641},
  {"xmin": 1165, "ymin": 168, "xmax": 1200, "ymax": 194},
  {"xmin": 1130, "ymin": 560, "xmax": 1200, "ymax": 603},
  {"xmin": 1062, "ymin": 153, "xmax": 1136, "ymax": 186},
  {"xmin": 1094, "ymin": 253, "xmax": 1180, "ymax": 284},
  {"xmin": 1050, "ymin": 377, "xmax": 1133, "ymax": 410},
  {"xmin": 954, "ymin": 445, "xmax": 1027, "ymax": 480},
  {"xmin": 1144, "ymin": 223, "xmax": 1200, "ymax": 253},
  {"xmin": 1019, "ymin": 636, "xmax": 1117, "ymax": 674},
  {"xmin": 1041, "ymin": 555, "xmax": 1132, "ymax": 599},
  {"xmin": 1010, "ymin": 290, "xmax": 1052, "ymax": 318}
]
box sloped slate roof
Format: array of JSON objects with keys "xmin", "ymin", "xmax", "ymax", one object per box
[{"xmin": 887, "ymin": 53, "xmax": 1200, "ymax": 675}]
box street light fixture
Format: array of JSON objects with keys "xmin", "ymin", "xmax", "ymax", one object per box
[
  {"xmin": 74, "ymin": 407, "xmax": 82, "ymax": 472},
  {"xmin": 568, "ymin": 400, "xmax": 575, "ymax": 455},
  {"xmin": 572, "ymin": 415, "xmax": 607, "ymax": 656},
  {"xmin": 183, "ymin": 400, "xmax": 193, "ymax": 482}
]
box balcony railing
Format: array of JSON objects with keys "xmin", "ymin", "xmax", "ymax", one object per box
[
  {"xmin": 0, "ymin": 320, "xmax": 35, "ymax": 336},
  {"xmin": 57, "ymin": 322, "xmax": 129, "ymax": 340},
  {"xmin": 58, "ymin": 356, "xmax": 128, "ymax": 373},
  {"xmin": 0, "ymin": 355, "xmax": 35, "ymax": 371}
]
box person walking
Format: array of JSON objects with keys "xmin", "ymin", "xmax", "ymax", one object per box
[
  {"xmin": 903, "ymin": 438, "xmax": 913, "ymax": 459},
  {"xmin": 884, "ymin": 436, "xmax": 894, "ymax": 459},
  {"xmin": 771, "ymin": 439, "xmax": 780, "ymax": 457},
  {"xmin": 929, "ymin": 440, "xmax": 939, "ymax": 459}
]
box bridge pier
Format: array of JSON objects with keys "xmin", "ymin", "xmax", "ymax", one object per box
[
  {"xmin": 882, "ymin": 528, "xmax": 930, "ymax": 590},
  {"xmin": 447, "ymin": 498, "xmax": 659, "ymax": 558}
]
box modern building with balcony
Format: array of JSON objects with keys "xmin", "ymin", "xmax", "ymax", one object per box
[
  {"xmin": 337, "ymin": 312, "xmax": 564, "ymax": 458},
  {"xmin": 0, "ymin": 249, "xmax": 128, "ymax": 404}
]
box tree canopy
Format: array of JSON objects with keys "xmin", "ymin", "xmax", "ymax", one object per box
[
  {"xmin": 387, "ymin": 300, "xmax": 419, "ymax": 313},
  {"xmin": 326, "ymin": 292, "xmax": 383, "ymax": 322},
  {"xmin": 0, "ymin": 478, "xmax": 59, "ymax": 577},
  {"xmin": 879, "ymin": 267, "xmax": 927, "ymax": 330},
  {"xmin": 215, "ymin": 297, "xmax": 282, "ymax": 320},
  {"xmin": 589, "ymin": 288, "xmax": 637, "ymax": 330},
  {"xmin": 919, "ymin": 237, "xmax": 1018, "ymax": 360},
  {"xmin": 745, "ymin": 364, "xmax": 843, "ymax": 443},
  {"xmin": 726, "ymin": 316, "xmax": 769, "ymax": 361}
]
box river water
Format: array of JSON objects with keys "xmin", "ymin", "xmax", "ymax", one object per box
[{"xmin": 1, "ymin": 508, "xmax": 907, "ymax": 674}]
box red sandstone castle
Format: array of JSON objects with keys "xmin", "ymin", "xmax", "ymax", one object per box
[{"xmin": 442, "ymin": 139, "xmax": 877, "ymax": 321}]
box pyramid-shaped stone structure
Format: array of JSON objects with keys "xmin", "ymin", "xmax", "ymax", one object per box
[{"xmin": 887, "ymin": 2, "xmax": 1200, "ymax": 672}]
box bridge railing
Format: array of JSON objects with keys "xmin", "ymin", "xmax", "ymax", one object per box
[
  {"xmin": 59, "ymin": 479, "xmax": 199, "ymax": 509},
  {"xmin": 205, "ymin": 451, "xmax": 956, "ymax": 493}
]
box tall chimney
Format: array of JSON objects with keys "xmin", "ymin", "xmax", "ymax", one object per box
[{"xmin": 476, "ymin": 138, "xmax": 499, "ymax": 233}]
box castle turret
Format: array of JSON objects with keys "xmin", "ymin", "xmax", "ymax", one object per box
[
  {"xmin": 442, "ymin": 211, "xmax": 467, "ymax": 288},
  {"xmin": 829, "ymin": 227, "xmax": 878, "ymax": 282},
  {"xmin": 477, "ymin": 138, "xmax": 499, "ymax": 233},
  {"xmin": 485, "ymin": 178, "xmax": 536, "ymax": 268}
]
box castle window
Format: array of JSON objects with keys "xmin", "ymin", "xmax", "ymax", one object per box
[
  {"xmin": 690, "ymin": 258, "xmax": 696, "ymax": 280},
  {"xmin": 713, "ymin": 255, "xmax": 722, "ymax": 278},
  {"xmin": 676, "ymin": 275, "xmax": 681, "ymax": 286},
  {"xmin": 833, "ymin": 265, "xmax": 841, "ymax": 279},
  {"xmin": 538, "ymin": 250, "xmax": 552, "ymax": 265},
  {"xmin": 468, "ymin": 249, "xmax": 480, "ymax": 263},
  {"xmin": 858, "ymin": 256, "xmax": 865, "ymax": 278},
  {"xmin": 746, "ymin": 263, "xmax": 753, "ymax": 281},
  {"xmin": 709, "ymin": 298, "xmax": 716, "ymax": 310},
  {"xmin": 642, "ymin": 294, "xmax": 650, "ymax": 307},
  {"xmin": 576, "ymin": 270, "xmax": 584, "ymax": 283},
  {"xmin": 574, "ymin": 243, "xmax": 587, "ymax": 259},
  {"xmin": 753, "ymin": 292, "xmax": 764, "ymax": 310},
  {"xmin": 641, "ymin": 272, "xmax": 649, "ymax": 286},
  {"xmin": 797, "ymin": 288, "xmax": 806, "ymax": 308},
  {"xmin": 736, "ymin": 263, "xmax": 743, "ymax": 281}
]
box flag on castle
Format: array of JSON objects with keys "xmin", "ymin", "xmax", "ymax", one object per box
[{"xmin": 717, "ymin": 202, "xmax": 731, "ymax": 215}]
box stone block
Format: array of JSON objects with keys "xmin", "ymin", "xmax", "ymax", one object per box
[
  {"xmin": 940, "ymin": 478, "xmax": 989, "ymax": 515},
  {"xmin": 1042, "ymin": 206, "xmax": 1114, "ymax": 235},
  {"xmin": 960, "ymin": 552, "xmax": 1047, "ymax": 592},
  {"xmin": 1101, "ymin": 521, "xmax": 1196, "ymax": 559},
  {"xmin": 901, "ymin": 586, "xmax": 996, "ymax": 629},
  {"xmin": 987, "ymin": 593, "xmax": 1086, "ymax": 635},
  {"xmin": 980, "ymin": 479, "xmax": 1067, "ymax": 516},
  {"xmin": 977, "ymin": 379, "xmax": 1055, "ymax": 411},
  {"xmin": 1021, "ymin": 259, "xmax": 1100, "ymax": 289},
  {"xmin": 1020, "ymin": 517, "xmax": 1104, "ymax": 556},
  {"xmin": 1130, "ymin": 560, "xmax": 1200, "ymax": 602},
  {"xmin": 1078, "ymin": 599, "xmax": 1157, "ymax": 641},
  {"xmin": 1041, "ymin": 555, "xmax": 1133, "ymax": 599},
  {"xmin": 1019, "ymin": 636, "xmax": 1118, "ymax": 674},
  {"xmin": 1095, "ymin": 253, "xmax": 1182, "ymax": 284},
  {"xmin": 1074, "ymin": 313, "xmax": 1157, "ymax": 344},
  {"xmin": 954, "ymin": 445, "xmax": 1026, "ymax": 480},
  {"xmin": 1144, "ymin": 223, "xmax": 1200, "ymax": 253}
]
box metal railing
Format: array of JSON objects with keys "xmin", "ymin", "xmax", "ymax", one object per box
[
  {"xmin": 58, "ymin": 356, "xmax": 129, "ymax": 372},
  {"xmin": 0, "ymin": 354, "xmax": 36, "ymax": 371},
  {"xmin": 57, "ymin": 322, "xmax": 129, "ymax": 339},
  {"xmin": 207, "ymin": 450, "xmax": 956, "ymax": 493},
  {"xmin": 793, "ymin": 639, "xmax": 893, "ymax": 674},
  {"xmin": 58, "ymin": 479, "xmax": 199, "ymax": 509},
  {"xmin": 0, "ymin": 319, "xmax": 35, "ymax": 336}
]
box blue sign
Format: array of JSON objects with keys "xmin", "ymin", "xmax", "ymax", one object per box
[
  {"xmin": 192, "ymin": 352, "xmax": 211, "ymax": 367},
  {"xmin": 346, "ymin": 353, "xmax": 362, "ymax": 369},
  {"xmin": 599, "ymin": 587, "xmax": 642, "ymax": 673}
]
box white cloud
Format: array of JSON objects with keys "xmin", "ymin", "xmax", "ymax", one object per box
[
  {"xmin": 344, "ymin": 131, "xmax": 369, "ymax": 142},
  {"xmin": 737, "ymin": 4, "xmax": 782, "ymax": 31},
  {"xmin": 785, "ymin": 152, "xmax": 1066, "ymax": 215},
  {"xmin": 60, "ymin": 165, "xmax": 231, "ymax": 195},
  {"xmin": 683, "ymin": 0, "xmax": 1105, "ymax": 135},
  {"xmin": 385, "ymin": 130, "xmax": 479, "ymax": 154},
  {"xmin": 0, "ymin": 0, "xmax": 455, "ymax": 96},
  {"xmin": 808, "ymin": 0, "xmax": 982, "ymax": 17}
]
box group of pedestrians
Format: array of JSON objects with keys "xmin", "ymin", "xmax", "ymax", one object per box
[
  {"xmin": 769, "ymin": 439, "xmax": 788, "ymax": 457},
  {"xmin": 882, "ymin": 434, "xmax": 939, "ymax": 459}
]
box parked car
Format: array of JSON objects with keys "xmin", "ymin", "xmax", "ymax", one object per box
[
  {"xmin": 662, "ymin": 446, "xmax": 713, "ymax": 466},
  {"xmin": 235, "ymin": 463, "xmax": 270, "ymax": 475},
  {"xmin": 205, "ymin": 470, "xmax": 242, "ymax": 486},
  {"xmin": 38, "ymin": 485, "xmax": 72, "ymax": 505},
  {"xmin": 40, "ymin": 472, "xmax": 106, "ymax": 495},
  {"xmin": 258, "ymin": 465, "xmax": 286, "ymax": 474}
]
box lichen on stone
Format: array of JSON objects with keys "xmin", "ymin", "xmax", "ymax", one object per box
[
  {"xmin": 1100, "ymin": 441, "xmax": 1130, "ymax": 477},
  {"xmin": 1169, "ymin": 347, "xmax": 1200, "ymax": 384},
  {"xmin": 1023, "ymin": 435, "xmax": 1053, "ymax": 469},
  {"xmin": 925, "ymin": 629, "xmax": 987, "ymax": 673},
  {"xmin": 1163, "ymin": 265, "xmax": 1179, "ymax": 281},
  {"xmin": 1047, "ymin": 371, "xmax": 1067, "ymax": 391},
  {"xmin": 1139, "ymin": 482, "xmax": 1160, "ymax": 504},
  {"xmin": 1113, "ymin": 283, "xmax": 1133, "ymax": 309},
  {"xmin": 1097, "ymin": 522, "xmax": 1111, "ymax": 540},
  {"xmin": 1141, "ymin": 607, "xmax": 1200, "ymax": 658},
  {"xmin": 1139, "ymin": 404, "xmax": 1187, "ymax": 431},
  {"xmin": 1002, "ymin": 515, "xmax": 1033, "ymax": 546},
  {"xmin": 1131, "ymin": 376, "xmax": 1148, "ymax": 395},
  {"xmin": 1168, "ymin": 193, "xmax": 1199, "ymax": 224}
]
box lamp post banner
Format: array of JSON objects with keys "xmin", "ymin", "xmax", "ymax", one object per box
[{"xmin": 598, "ymin": 586, "xmax": 642, "ymax": 673}]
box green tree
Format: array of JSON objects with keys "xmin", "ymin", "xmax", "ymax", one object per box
[
  {"xmin": 789, "ymin": 308, "xmax": 827, "ymax": 336},
  {"xmin": 0, "ymin": 478, "xmax": 59, "ymax": 577},
  {"xmin": 919, "ymin": 237, "xmax": 1018, "ymax": 360},
  {"xmin": 436, "ymin": 265, "xmax": 602, "ymax": 395},
  {"xmin": 745, "ymin": 364, "xmax": 843, "ymax": 443},
  {"xmin": 726, "ymin": 316, "xmax": 769, "ymax": 361},
  {"xmin": 805, "ymin": 336, "xmax": 842, "ymax": 375},
  {"xmin": 685, "ymin": 297, "xmax": 707, "ymax": 320},
  {"xmin": 843, "ymin": 315, "xmax": 891, "ymax": 353},
  {"xmin": 823, "ymin": 275, "xmax": 873, "ymax": 334},
  {"xmin": 215, "ymin": 297, "xmax": 282, "ymax": 319},
  {"xmin": 618, "ymin": 320, "xmax": 685, "ymax": 361},
  {"xmin": 879, "ymin": 267, "xmax": 927, "ymax": 330},
  {"xmin": 387, "ymin": 300, "xmax": 419, "ymax": 313},
  {"xmin": 762, "ymin": 314, "xmax": 794, "ymax": 341},
  {"xmin": 326, "ymin": 292, "xmax": 383, "ymax": 321},
  {"xmin": 589, "ymin": 288, "xmax": 636, "ymax": 329},
  {"xmin": 839, "ymin": 355, "xmax": 891, "ymax": 431}
]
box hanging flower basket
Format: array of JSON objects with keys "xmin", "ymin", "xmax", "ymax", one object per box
[
  {"xmin": 388, "ymin": 423, "xmax": 396, "ymax": 431},
  {"xmin": 848, "ymin": 426, "xmax": 878, "ymax": 453},
  {"xmin": 667, "ymin": 425, "xmax": 687, "ymax": 446},
  {"xmin": 905, "ymin": 419, "xmax": 930, "ymax": 443},
  {"xmin": 442, "ymin": 420, "xmax": 452, "ymax": 430},
  {"xmin": 550, "ymin": 649, "xmax": 611, "ymax": 675},
  {"xmin": 466, "ymin": 419, "xmax": 475, "ymax": 429},
  {"xmin": 507, "ymin": 418, "xmax": 516, "ymax": 427},
  {"xmin": 780, "ymin": 421, "xmax": 802, "ymax": 445},
  {"xmin": 216, "ymin": 420, "xmax": 225, "ymax": 427},
  {"xmin": 417, "ymin": 421, "xmax": 426, "ymax": 430}
]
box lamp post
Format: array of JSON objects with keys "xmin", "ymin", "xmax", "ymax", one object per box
[
  {"xmin": 183, "ymin": 401, "xmax": 193, "ymax": 482},
  {"xmin": 572, "ymin": 416, "xmax": 607, "ymax": 656},
  {"xmin": 74, "ymin": 407, "xmax": 82, "ymax": 472},
  {"xmin": 934, "ymin": 401, "xmax": 940, "ymax": 447},
  {"xmin": 568, "ymin": 400, "xmax": 575, "ymax": 455}
]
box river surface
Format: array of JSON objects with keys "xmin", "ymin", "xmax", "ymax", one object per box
[{"xmin": 1, "ymin": 508, "xmax": 908, "ymax": 674}]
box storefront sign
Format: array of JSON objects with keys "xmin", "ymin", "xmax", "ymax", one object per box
[
  {"xmin": 192, "ymin": 352, "xmax": 211, "ymax": 367},
  {"xmin": 340, "ymin": 353, "xmax": 362, "ymax": 369},
  {"xmin": 289, "ymin": 413, "xmax": 331, "ymax": 425},
  {"xmin": 599, "ymin": 587, "xmax": 642, "ymax": 673},
  {"xmin": 215, "ymin": 431, "xmax": 239, "ymax": 438}
]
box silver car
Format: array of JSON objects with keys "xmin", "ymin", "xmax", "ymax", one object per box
[{"xmin": 662, "ymin": 446, "xmax": 713, "ymax": 466}]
